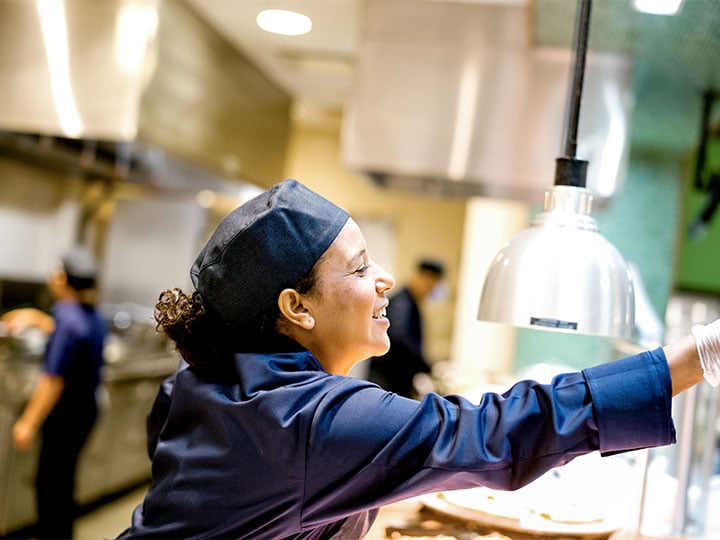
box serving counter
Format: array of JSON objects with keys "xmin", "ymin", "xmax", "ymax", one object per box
[
  {"xmin": 364, "ymin": 498, "xmax": 694, "ymax": 540},
  {"xmin": 0, "ymin": 321, "xmax": 178, "ymax": 536}
]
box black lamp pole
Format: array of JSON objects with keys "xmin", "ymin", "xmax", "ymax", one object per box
[{"xmin": 554, "ymin": 0, "xmax": 592, "ymax": 189}]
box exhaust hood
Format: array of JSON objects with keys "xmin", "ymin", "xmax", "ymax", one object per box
[
  {"xmin": 0, "ymin": 0, "xmax": 292, "ymax": 188},
  {"xmin": 341, "ymin": 0, "xmax": 633, "ymax": 203},
  {"xmin": 0, "ymin": 0, "xmax": 158, "ymax": 141}
]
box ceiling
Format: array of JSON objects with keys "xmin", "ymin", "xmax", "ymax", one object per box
[
  {"xmin": 184, "ymin": 0, "xmax": 720, "ymax": 151},
  {"xmin": 184, "ymin": 0, "xmax": 360, "ymax": 116}
]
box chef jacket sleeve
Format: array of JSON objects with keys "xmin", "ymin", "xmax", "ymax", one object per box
[
  {"xmin": 43, "ymin": 320, "xmax": 78, "ymax": 376},
  {"xmin": 300, "ymin": 348, "xmax": 675, "ymax": 527},
  {"xmin": 584, "ymin": 346, "xmax": 675, "ymax": 455}
]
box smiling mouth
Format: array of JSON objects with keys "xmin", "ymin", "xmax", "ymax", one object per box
[{"xmin": 372, "ymin": 308, "xmax": 387, "ymax": 319}]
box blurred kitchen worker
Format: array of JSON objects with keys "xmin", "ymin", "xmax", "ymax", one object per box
[
  {"xmin": 2, "ymin": 245, "xmax": 106, "ymax": 539},
  {"xmin": 117, "ymin": 179, "xmax": 717, "ymax": 540},
  {"xmin": 367, "ymin": 259, "xmax": 445, "ymax": 398}
]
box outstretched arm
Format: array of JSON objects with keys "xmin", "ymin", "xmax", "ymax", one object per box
[
  {"xmin": 1, "ymin": 307, "xmax": 55, "ymax": 335},
  {"xmin": 665, "ymin": 319, "xmax": 720, "ymax": 396}
]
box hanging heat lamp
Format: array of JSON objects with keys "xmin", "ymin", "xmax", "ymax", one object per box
[{"xmin": 477, "ymin": 0, "xmax": 635, "ymax": 340}]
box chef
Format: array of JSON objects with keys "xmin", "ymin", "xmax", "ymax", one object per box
[{"xmin": 117, "ymin": 179, "xmax": 717, "ymax": 540}]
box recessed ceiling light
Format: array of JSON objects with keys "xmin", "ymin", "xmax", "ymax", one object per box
[
  {"xmin": 632, "ymin": 0, "xmax": 684, "ymax": 15},
  {"xmin": 256, "ymin": 9, "xmax": 312, "ymax": 36}
]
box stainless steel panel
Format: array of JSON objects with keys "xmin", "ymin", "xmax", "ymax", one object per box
[
  {"xmin": 0, "ymin": 0, "xmax": 291, "ymax": 188},
  {"xmin": 341, "ymin": 0, "xmax": 633, "ymax": 202},
  {"xmin": 100, "ymin": 195, "xmax": 205, "ymax": 307},
  {"xmin": 0, "ymin": 0, "xmax": 159, "ymax": 140},
  {"xmin": 0, "ymin": 326, "xmax": 177, "ymax": 535},
  {"xmin": 138, "ymin": 0, "xmax": 292, "ymax": 188},
  {"xmin": 0, "ymin": 406, "xmax": 41, "ymax": 534},
  {"xmin": 0, "ymin": 340, "xmax": 44, "ymax": 534}
]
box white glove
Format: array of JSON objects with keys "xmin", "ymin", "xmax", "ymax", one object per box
[{"xmin": 691, "ymin": 319, "xmax": 720, "ymax": 387}]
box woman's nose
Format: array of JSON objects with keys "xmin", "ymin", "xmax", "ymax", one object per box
[{"xmin": 376, "ymin": 265, "xmax": 395, "ymax": 293}]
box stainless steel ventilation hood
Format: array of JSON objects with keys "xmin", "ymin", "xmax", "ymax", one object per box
[
  {"xmin": 0, "ymin": 0, "xmax": 291, "ymax": 188},
  {"xmin": 0, "ymin": 0, "xmax": 157, "ymax": 141},
  {"xmin": 341, "ymin": 0, "xmax": 633, "ymax": 203}
]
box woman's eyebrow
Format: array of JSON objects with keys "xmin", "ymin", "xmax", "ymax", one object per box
[
  {"xmin": 343, "ymin": 249, "xmax": 368, "ymax": 274},
  {"xmin": 351, "ymin": 249, "xmax": 368, "ymax": 264}
]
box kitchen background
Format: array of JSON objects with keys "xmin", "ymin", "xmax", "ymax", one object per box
[{"xmin": 1, "ymin": 0, "xmax": 720, "ymax": 537}]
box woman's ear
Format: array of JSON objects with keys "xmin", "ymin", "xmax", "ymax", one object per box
[{"xmin": 277, "ymin": 289, "xmax": 315, "ymax": 330}]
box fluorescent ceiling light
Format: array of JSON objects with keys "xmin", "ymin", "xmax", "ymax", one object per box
[
  {"xmin": 256, "ymin": 9, "xmax": 312, "ymax": 36},
  {"xmin": 37, "ymin": 0, "xmax": 84, "ymax": 137},
  {"xmin": 633, "ymin": 0, "xmax": 684, "ymax": 15},
  {"xmin": 114, "ymin": 4, "xmax": 159, "ymax": 75}
]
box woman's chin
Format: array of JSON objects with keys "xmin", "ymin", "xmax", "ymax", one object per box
[{"xmin": 376, "ymin": 341, "xmax": 391, "ymax": 356}]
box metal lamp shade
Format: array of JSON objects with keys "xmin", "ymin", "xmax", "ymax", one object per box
[{"xmin": 477, "ymin": 185, "xmax": 635, "ymax": 340}]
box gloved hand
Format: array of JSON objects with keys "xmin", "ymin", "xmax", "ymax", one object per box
[{"xmin": 691, "ymin": 319, "xmax": 720, "ymax": 387}]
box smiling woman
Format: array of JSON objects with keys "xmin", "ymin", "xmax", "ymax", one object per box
[{"xmin": 115, "ymin": 178, "xmax": 715, "ymax": 540}]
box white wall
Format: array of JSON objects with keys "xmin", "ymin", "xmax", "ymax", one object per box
[
  {"xmin": 0, "ymin": 160, "xmax": 80, "ymax": 281},
  {"xmin": 101, "ymin": 194, "xmax": 205, "ymax": 310},
  {"xmin": 449, "ymin": 196, "xmax": 529, "ymax": 390}
]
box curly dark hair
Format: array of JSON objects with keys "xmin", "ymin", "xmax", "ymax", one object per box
[{"xmin": 154, "ymin": 258, "xmax": 323, "ymax": 367}]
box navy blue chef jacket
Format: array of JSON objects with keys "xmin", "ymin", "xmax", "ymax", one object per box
[{"xmin": 118, "ymin": 347, "xmax": 675, "ymax": 539}]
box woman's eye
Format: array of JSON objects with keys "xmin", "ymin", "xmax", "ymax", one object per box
[{"xmin": 355, "ymin": 264, "xmax": 369, "ymax": 275}]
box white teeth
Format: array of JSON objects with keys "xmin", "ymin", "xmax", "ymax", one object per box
[{"xmin": 373, "ymin": 308, "xmax": 387, "ymax": 319}]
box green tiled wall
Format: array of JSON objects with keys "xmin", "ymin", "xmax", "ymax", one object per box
[{"xmin": 677, "ymin": 141, "xmax": 720, "ymax": 293}]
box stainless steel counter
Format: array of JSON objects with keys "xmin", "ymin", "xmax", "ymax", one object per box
[{"xmin": 0, "ymin": 326, "xmax": 179, "ymax": 535}]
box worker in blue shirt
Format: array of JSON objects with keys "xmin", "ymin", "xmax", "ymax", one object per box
[
  {"xmin": 3, "ymin": 246, "xmax": 106, "ymax": 539},
  {"xmin": 117, "ymin": 179, "xmax": 719, "ymax": 540}
]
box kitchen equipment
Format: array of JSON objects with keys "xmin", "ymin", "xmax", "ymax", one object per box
[{"xmin": 477, "ymin": 0, "xmax": 635, "ymax": 340}]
